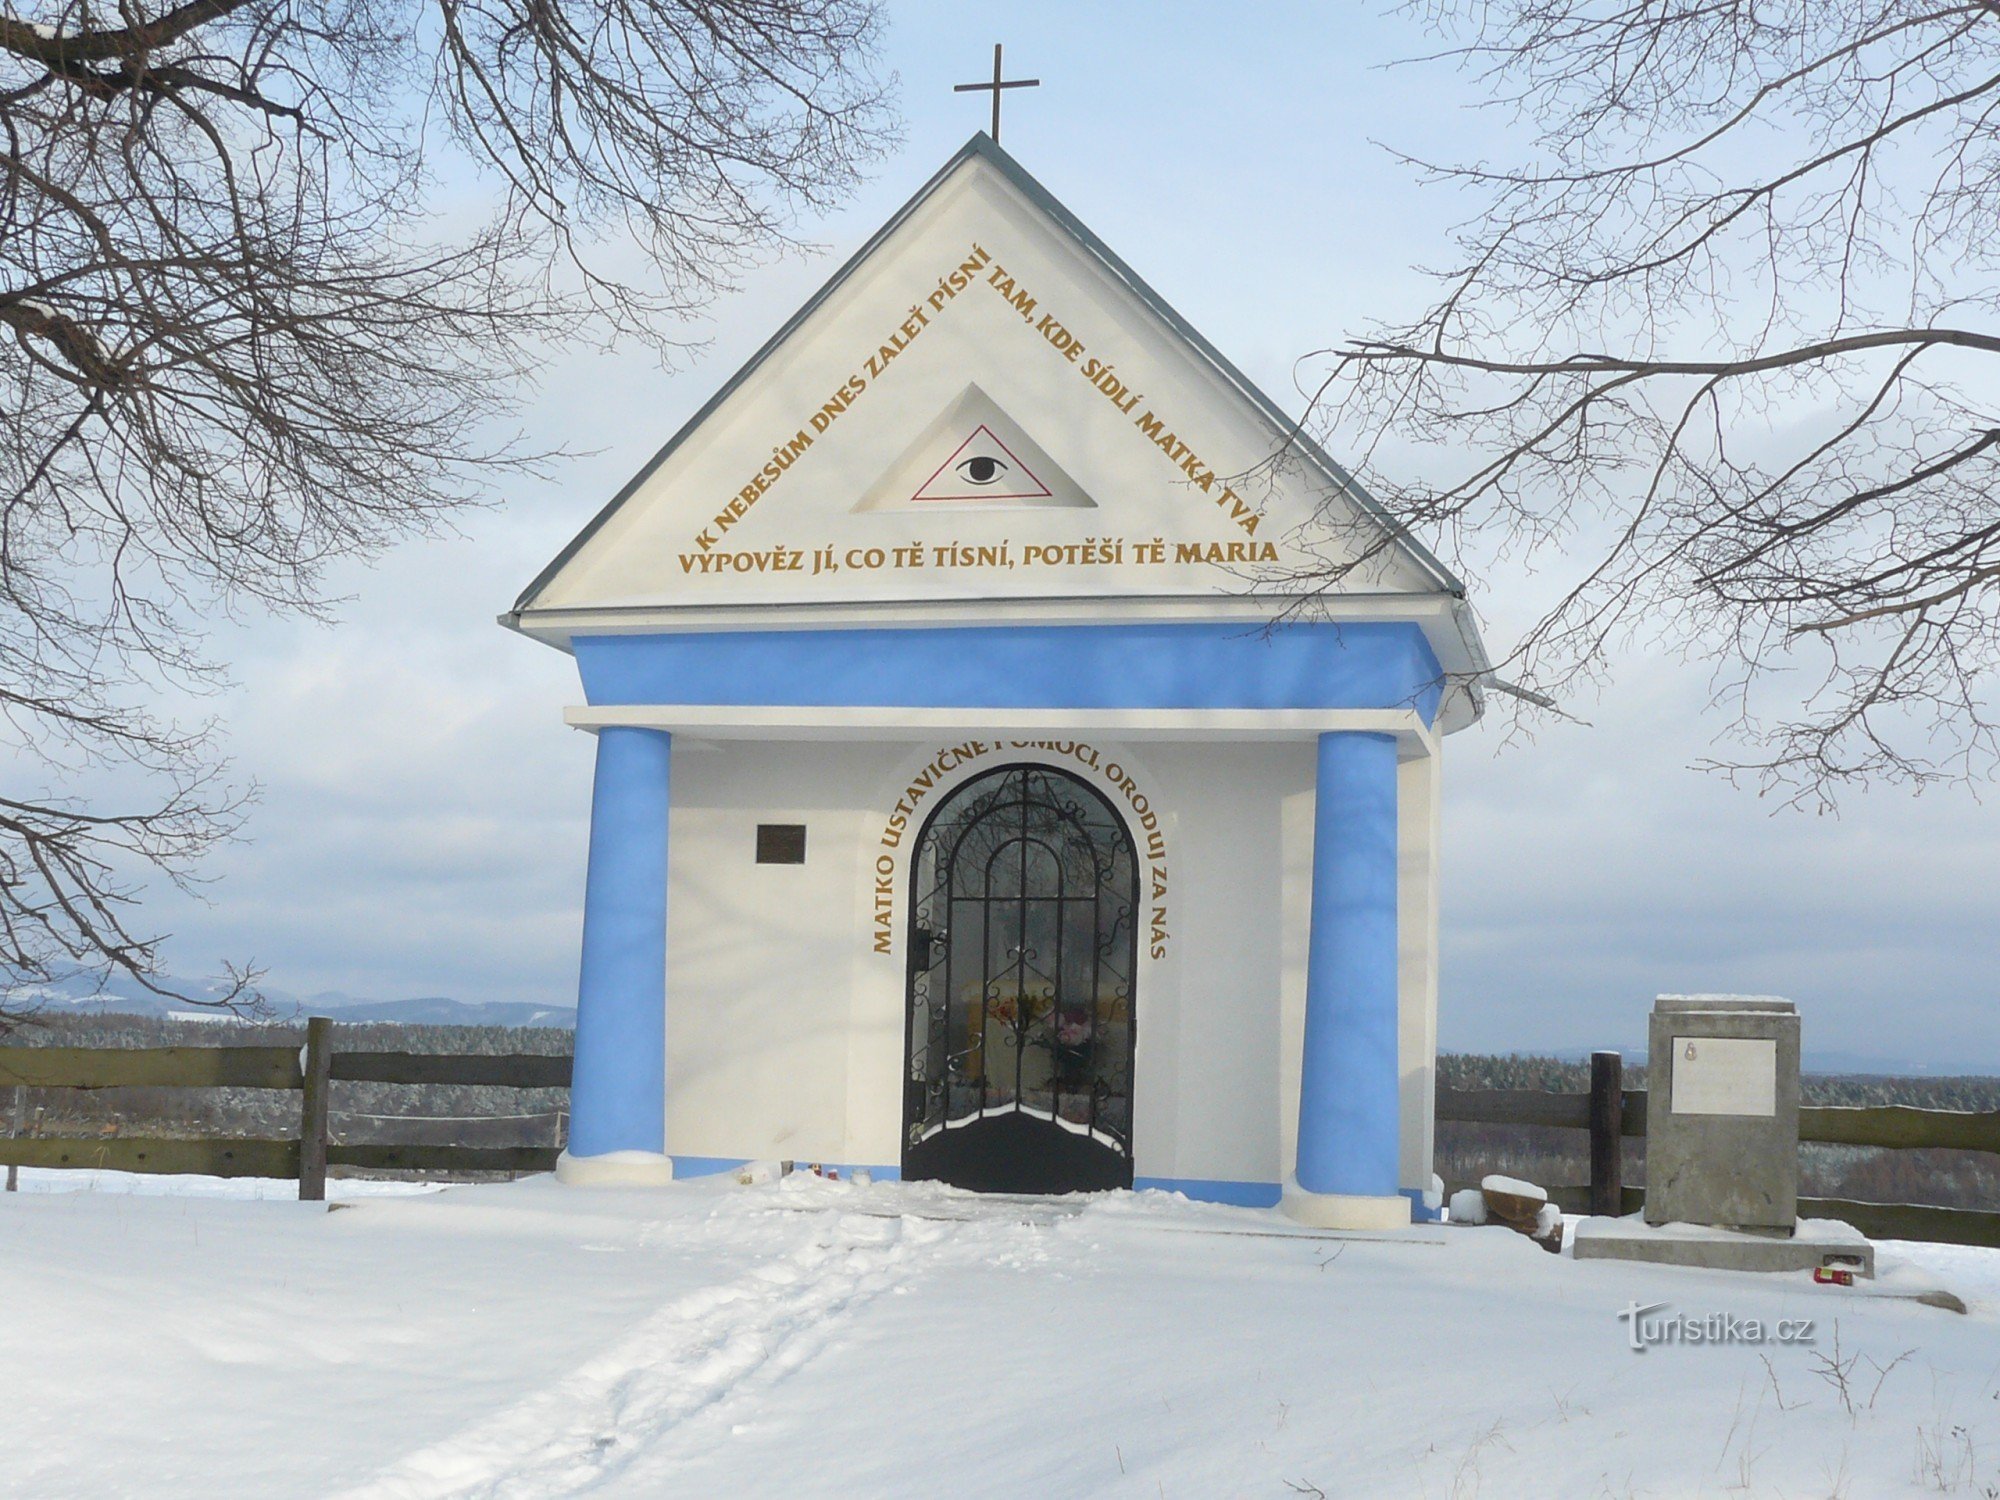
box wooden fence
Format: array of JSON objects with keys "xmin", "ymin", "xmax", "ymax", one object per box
[
  {"xmin": 7, "ymin": 1028, "xmax": 1993, "ymax": 1241},
  {"xmin": 1438, "ymin": 1051, "xmax": 2000, "ymax": 1248},
  {"xmin": 0, "ymin": 1016, "xmax": 571, "ymax": 1200}
]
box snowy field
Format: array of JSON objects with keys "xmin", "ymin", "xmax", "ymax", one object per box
[{"xmin": 2, "ymin": 1173, "xmax": 1996, "ymax": 1498}]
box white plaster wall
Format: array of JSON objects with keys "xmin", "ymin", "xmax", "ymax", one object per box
[
  {"xmin": 660, "ymin": 733, "xmax": 1436, "ymax": 1189},
  {"xmin": 663, "ymin": 740, "xmax": 881, "ymax": 1164},
  {"xmin": 1135, "ymin": 742, "xmax": 1310, "ymax": 1187}
]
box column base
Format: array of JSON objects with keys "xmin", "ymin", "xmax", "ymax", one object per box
[
  {"xmin": 1280, "ymin": 1177, "xmax": 1413, "ymax": 1230},
  {"xmin": 554, "ymin": 1149, "xmax": 676, "ymax": 1187}
]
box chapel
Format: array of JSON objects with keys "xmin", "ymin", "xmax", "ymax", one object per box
[{"xmin": 505, "ymin": 134, "xmax": 1489, "ymax": 1228}]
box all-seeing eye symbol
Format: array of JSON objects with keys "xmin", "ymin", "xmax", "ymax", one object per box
[{"xmin": 955, "ymin": 455, "xmax": 1008, "ymax": 486}]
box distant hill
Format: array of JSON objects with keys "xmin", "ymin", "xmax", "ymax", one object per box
[
  {"xmin": 6, "ymin": 968, "xmax": 575, "ymax": 1030},
  {"xmin": 299, "ymin": 997, "xmax": 578, "ymax": 1028}
]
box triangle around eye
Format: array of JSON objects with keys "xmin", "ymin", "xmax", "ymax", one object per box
[
  {"xmin": 853, "ymin": 383, "xmax": 1096, "ymax": 511},
  {"xmin": 913, "ymin": 424, "xmax": 1050, "ymax": 502}
]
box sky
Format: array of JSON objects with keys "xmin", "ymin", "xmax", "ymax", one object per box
[{"xmin": 131, "ymin": 2, "xmax": 1998, "ymax": 1072}]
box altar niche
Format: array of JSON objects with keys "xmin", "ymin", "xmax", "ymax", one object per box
[{"xmin": 902, "ymin": 763, "xmax": 1138, "ymax": 1194}]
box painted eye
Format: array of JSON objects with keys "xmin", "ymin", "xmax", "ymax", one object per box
[{"xmin": 955, "ymin": 455, "xmax": 1008, "ymax": 486}]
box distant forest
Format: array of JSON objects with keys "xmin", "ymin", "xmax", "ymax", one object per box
[
  {"xmin": 1438, "ymin": 1053, "xmax": 1999, "ymax": 1213},
  {"xmin": 1437, "ymin": 1053, "xmax": 2000, "ymax": 1112},
  {"xmin": 2, "ymin": 1020, "xmax": 1993, "ymax": 1211}
]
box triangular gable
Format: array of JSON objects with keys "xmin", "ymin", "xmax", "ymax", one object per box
[{"xmin": 510, "ymin": 135, "xmax": 1479, "ymax": 668}]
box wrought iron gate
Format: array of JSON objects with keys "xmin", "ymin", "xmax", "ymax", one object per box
[{"xmin": 902, "ymin": 763, "xmax": 1138, "ymax": 1193}]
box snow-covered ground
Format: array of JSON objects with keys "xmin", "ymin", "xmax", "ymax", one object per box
[
  {"xmin": 7, "ymin": 1167, "xmax": 443, "ymax": 1201},
  {"xmin": 3, "ymin": 1173, "xmax": 1995, "ymax": 1498}
]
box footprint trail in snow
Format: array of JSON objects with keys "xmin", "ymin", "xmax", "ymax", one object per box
[{"xmin": 338, "ymin": 1207, "xmax": 942, "ymax": 1499}]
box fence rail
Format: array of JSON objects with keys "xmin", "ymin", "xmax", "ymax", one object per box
[
  {"xmin": 1, "ymin": 1136, "xmax": 299, "ymax": 1178},
  {"xmin": 1438, "ymin": 1050, "xmax": 2000, "ymax": 1247},
  {"xmin": 1800, "ymin": 1104, "xmax": 2000, "ymax": 1155},
  {"xmin": 0, "ymin": 1017, "xmax": 569, "ymax": 1199},
  {"xmin": 0, "ymin": 1046, "xmax": 304, "ymax": 1091},
  {"xmin": 327, "ymin": 1052, "xmax": 572, "ymax": 1089}
]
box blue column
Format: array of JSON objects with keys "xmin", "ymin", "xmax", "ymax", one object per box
[
  {"xmin": 1295, "ymin": 731, "xmax": 1401, "ymax": 1198},
  {"xmin": 569, "ymin": 726, "xmax": 672, "ymax": 1160}
]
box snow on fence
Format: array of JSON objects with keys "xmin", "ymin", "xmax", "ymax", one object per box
[
  {"xmin": 0, "ymin": 1016, "xmax": 570, "ymax": 1200},
  {"xmin": 1438, "ymin": 1050, "xmax": 2000, "ymax": 1248}
]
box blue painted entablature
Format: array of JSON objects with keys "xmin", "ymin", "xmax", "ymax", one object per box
[{"xmin": 571, "ymin": 621, "xmax": 1446, "ymax": 722}]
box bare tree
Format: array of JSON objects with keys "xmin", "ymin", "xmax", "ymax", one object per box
[
  {"xmin": 1301, "ymin": 1, "xmax": 2000, "ymax": 804},
  {"xmin": 0, "ymin": 0, "xmax": 892, "ymax": 1024}
]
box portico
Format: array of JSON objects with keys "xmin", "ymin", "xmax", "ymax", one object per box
[{"xmin": 507, "ymin": 135, "xmax": 1488, "ymax": 1226}]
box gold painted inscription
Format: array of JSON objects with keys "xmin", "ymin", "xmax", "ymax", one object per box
[
  {"xmin": 682, "ymin": 536, "xmax": 1278, "ymax": 577},
  {"xmin": 674, "ymin": 239, "xmax": 1284, "ymax": 576},
  {"xmin": 685, "ymin": 243, "xmax": 995, "ymax": 556},
  {"xmin": 976, "ymin": 257, "xmax": 1265, "ymax": 535},
  {"xmin": 872, "ymin": 741, "xmax": 1171, "ymax": 962}
]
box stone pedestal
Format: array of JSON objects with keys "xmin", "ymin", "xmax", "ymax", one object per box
[
  {"xmin": 1575, "ymin": 1215, "xmax": 1874, "ymax": 1278},
  {"xmin": 1646, "ymin": 997, "xmax": 1799, "ymax": 1232}
]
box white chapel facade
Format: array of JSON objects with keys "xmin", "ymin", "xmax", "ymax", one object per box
[{"xmin": 506, "ymin": 135, "xmax": 1489, "ymax": 1228}]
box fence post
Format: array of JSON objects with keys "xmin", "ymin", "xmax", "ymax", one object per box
[
  {"xmin": 299, "ymin": 1016, "xmax": 333, "ymax": 1202},
  {"xmin": 1589, "ymin": 1050, "xmax": 1624, "ymax": 1217}
]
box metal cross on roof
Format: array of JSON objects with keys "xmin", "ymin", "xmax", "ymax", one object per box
[{"xmin": 954, "ymin": 44, "xmax": 1039, "ymax": 145}]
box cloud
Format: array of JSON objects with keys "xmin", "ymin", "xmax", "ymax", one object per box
[{"xmin": 1441, "ymin": 654, "xmax": 2000, "ymax": 1067}]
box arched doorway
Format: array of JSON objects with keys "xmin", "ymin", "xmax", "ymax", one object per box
[{"xmin": 902, "ymin": 763, "xmax": 1138, "ymax": 1193}]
